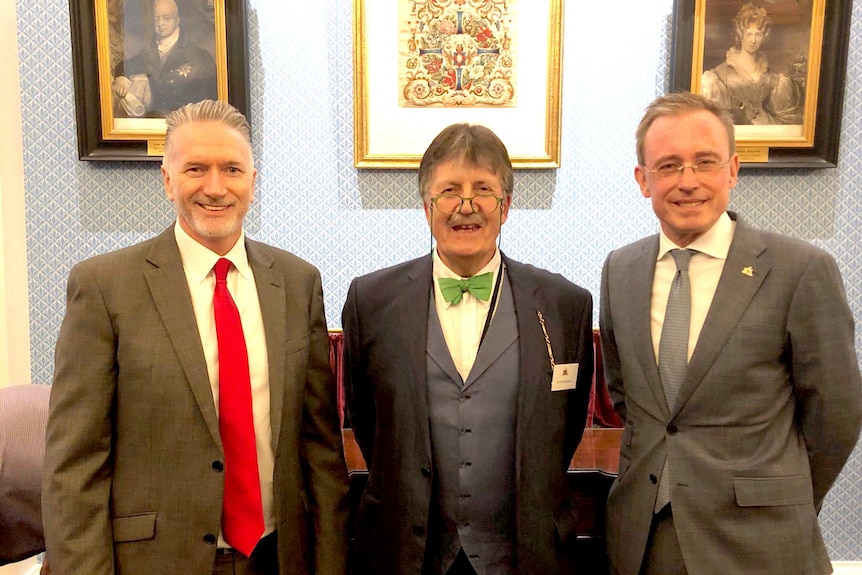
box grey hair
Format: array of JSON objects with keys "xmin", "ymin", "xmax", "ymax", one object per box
[{"xmin": 163, "ymin": 99, "xmax": 251, "ymax": 158}]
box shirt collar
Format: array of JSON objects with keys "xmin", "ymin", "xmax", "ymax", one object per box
[
  {"xmin": 432, "ymin": 248, "xmax": 501, "ymax": 280},
  {"xmin": 157, "ymin": 27, "xmax": 180, "ymax": 53},
  {"xmin": 432, "ymin": 249, "xmax": 502, "ymax": 308},
  {"xmin": 173, "ymin": 221, "xmax": 251, "ymax": 283},
  {"xmin": 657, "ymin": 211, "xmax": 736, "ymax": 262}
]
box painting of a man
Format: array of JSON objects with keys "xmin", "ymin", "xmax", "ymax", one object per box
[{"xmin": 112, "ymin": 0, "xmax": 217, "ymax": 117}]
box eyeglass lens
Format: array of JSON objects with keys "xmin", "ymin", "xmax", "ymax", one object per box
[{"xmin": 434, "ymin": 195, "xmax": 500, "ymax": 214}]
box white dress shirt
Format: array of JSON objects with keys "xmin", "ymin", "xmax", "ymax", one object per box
[
  {"xmin": 432, "ymin": 248, "xmax": 503, "ymax": 381},
  {"xmin": 156, "ymin": 26, "xmax": 180, "ymax": 65},
  {"xmin": 651, "ymin": 212, "xmax": 736, "ymax": 363},
  {"xmin": 174, "ymin": 222, "xmax": 275, "ymax": 544}
]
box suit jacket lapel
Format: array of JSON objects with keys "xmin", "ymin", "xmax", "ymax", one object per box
[
  {"xmin": 506, "ymin": 259, "xmax": 549, "ymax": 462},
  {"xmin": 144, "ymin": 228, "xmax": 221, "ymax": 446},
  {"xmin": 629, "ymin": 239, "xmax": 669, "ymax": 418},
  {"xmin": 245, "ymin": 240, "xmax": 287, "ymax": 452},
  {"xmin": 398, "ymin": 257, "xmax": 433, "ymax": 435},
  {"xmin": 428, "ymin": 263, "xmax": 518, "ymax": 390},
  {"xmin": 427, "ymin": 298, "xmax": 462, "ymax": 386},
  {"xmin": 673, "ymin": 218, "xmax": 769, "ymax": 416},
  {"xmin": 464, "ymin": 273, "xmax": 517, "ymax": 389}
]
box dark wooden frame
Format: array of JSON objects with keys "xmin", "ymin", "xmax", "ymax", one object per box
[
  {"xmin": 671, "ymin": 0, "xmax": 851, "ymax": 168},
  {"xmin": 69, "ymin": 0, "xmax": 250, "ymax": 161}
]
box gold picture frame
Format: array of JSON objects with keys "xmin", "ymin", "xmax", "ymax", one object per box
[
  {"xmin": 671, "ymin": 0, "xmax": 850, "ymax": 167},
  {"xmin": 353, "ymin": 0, "xmax": 564, "ymax": 169}
]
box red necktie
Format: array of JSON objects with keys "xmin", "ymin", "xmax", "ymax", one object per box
[{"xmin": 213, "ymin": 258, "xmax": 264, "ymax": 556}]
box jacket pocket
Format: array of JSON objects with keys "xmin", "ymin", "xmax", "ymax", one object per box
[
  {"xmin": 622, "ymin": 424, "xmax": 633, "ymax": 447},
  {"xmin": 616, "ymin": 451, "xmax": 631, "ymax": 481},
  {"xmin": 284, "ymin": 332, "xmax": 310, "ymax": 358},
  {"xmin": 733, "ymin": 475, "xmax": 811, "ymax": 507},
  {"xmin": 615, "ymin": 424, "xmax": 633, "ymax": 480},
  {"xmin": 112, "ymin": 512, "xmax": 157, "ymax": 542}
]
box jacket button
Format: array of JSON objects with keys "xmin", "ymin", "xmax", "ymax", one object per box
[
  {"xmin": 203, "ymin": 533, "xmax": 217, "ymax": 545},
  {"xmin": 212, "ymin": 460, "xmax": 224, "ymax": 472},
  {"xmin": 412, "ymin": 525, "xmax": 425, "ymax": 536},
  {"xmin": 649, "ymin": 474, "xmax": 657, "ymax": 484},
  {"xmin": 421, "ymin": 467, "xmax": 432, "ymax": 478},
  {"xmin": 667, "ymin": 424, "xmax": 678, "ymax": 435}
]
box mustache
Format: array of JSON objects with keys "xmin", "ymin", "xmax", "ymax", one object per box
[{"xmin": 446, "ymin": 212, "xmax": 485, "ymax": 226}]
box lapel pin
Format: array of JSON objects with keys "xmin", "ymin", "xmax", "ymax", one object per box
[{"xmin": 741, "ymin": 266, "xmax": 754, "ymax": 277}]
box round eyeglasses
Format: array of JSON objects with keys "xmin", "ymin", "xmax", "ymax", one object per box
[
  {"xmin": 643, "ymin": 158, "xmax": 730, "ymax": 179},
  {"xmin": 430, "ymin": 193, "xmax": 504, "ymax": 215}
]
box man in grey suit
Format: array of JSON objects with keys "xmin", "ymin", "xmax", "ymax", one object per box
[
  {"xmin": 601, "ymin": 91, "xmax": 862, "ymax": 575},
  {"xmin": 43, "ymin": 100, "xmax": 349, "ymax": 575},
  {"xmin": 343, "ymin": 123, "xmax": 594, "ymax": 575}
]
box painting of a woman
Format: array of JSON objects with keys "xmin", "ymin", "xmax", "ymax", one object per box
[{"xmin": 701, "ymin": 3, "xmax": 804, "ymax": 125}]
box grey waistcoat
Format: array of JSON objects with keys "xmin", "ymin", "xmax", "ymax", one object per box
[{"xmin": 424, "ymin": 277, "xmax": 520, "ymax": 575}]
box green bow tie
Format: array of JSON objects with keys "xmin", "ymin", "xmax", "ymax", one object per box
[{"xmin": 437, "ymin": 272, "xmax": 493, "ymax": 305}]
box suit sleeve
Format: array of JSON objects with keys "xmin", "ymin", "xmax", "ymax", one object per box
[
  {"xmin": 42, "ymin": 262, "xmax": 117, "ymax": 575},
  {"xmin": 787, "ymin": 252, "xmax": 862, "ymax": 508},
  {"xmin": 300, "ymin": 270, "xmax": 350, "ymax": 575},
  {"xmin": 599, "ymin": 253, "xmax": 626, "ymax": 423},
  {"xmin": 341, "ymin": 278, "xmax": 376, "ymax": 465},
  {"xmin": 564, "ymin": 288, "xmax": 595, "ymax": 464}
]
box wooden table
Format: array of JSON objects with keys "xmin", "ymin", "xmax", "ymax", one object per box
[
  {"xmin": 341, "ymin": 427, "xmax": 622, "ymax": 571},
  {"xmin": 570, "ymin": 427, "xmax": 623, "ymax": 474}
]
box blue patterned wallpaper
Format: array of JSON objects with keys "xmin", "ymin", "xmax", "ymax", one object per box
[{"xmin": 16, "ymin": 0, "xmax": 862, "ymax": 559}]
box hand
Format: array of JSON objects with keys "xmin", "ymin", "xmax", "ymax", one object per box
[{"xmin": 112, "ymin": 75, "xmax": 131, "ymax": 98}]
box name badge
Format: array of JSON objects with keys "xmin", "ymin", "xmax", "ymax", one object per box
[{"xmin": 551, "ymin": 363, "xmax": 578, "ymax": 391}]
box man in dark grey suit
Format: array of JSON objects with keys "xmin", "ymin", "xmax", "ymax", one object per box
[
  {"xmin": 601, "ymin": 91, "xmax": 862, "ymax": 575},
  {"xmin": 43, "ymin": 100, "xmax": 349, "ymax": 575},
  {"xmin": 343, "ymin": 124, "xmax": 594, "ymax": 575}
]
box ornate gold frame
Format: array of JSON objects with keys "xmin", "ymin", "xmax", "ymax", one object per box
[
  {"xmin": 672, "ymin": 0, "xmax": 849, "ymax": 167},
  {"xmin": 353, "ymin": 0, "xmax": 564, "ymax": 169}
]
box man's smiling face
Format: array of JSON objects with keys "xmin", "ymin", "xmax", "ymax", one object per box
[
  {"xmin": 634, "ymin": 109, "xmax": 739, "ymax": 247},
  {"xmin": 423, "ymin": 158, "xmax": 510, "ymax": 277},
  {"xmin": 162, "ymin": 120, "xmax": 257, "ymax": 255}
]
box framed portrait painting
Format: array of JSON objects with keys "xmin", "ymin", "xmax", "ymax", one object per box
[
  {"xmin": 671, "ymin": 0, "xmax": 851, "ymax": 167},
  {"xmin": 353, "ymin": 0, "xmax": 564, "ymax": 169},
  {"xmin": 69, "ymin": 0, "xmax": 250, "ymax": 161}
]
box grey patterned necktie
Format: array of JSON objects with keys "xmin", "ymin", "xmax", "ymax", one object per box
[
  {"xmin": 658, "ymin": 249, "xmax": 693, "ymax": 410},
  {"xmin": 655, "ymin": 248, "xmax": 693, "ymax": 512}
]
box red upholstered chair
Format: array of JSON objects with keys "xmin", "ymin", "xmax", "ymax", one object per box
[
  {"xmin": 328, "ymin": 330, "xmax": 346, "ymax": 427},
  {"xmin": 589, "ymin": 329, "xmax": 623, "ymax": 428}
]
